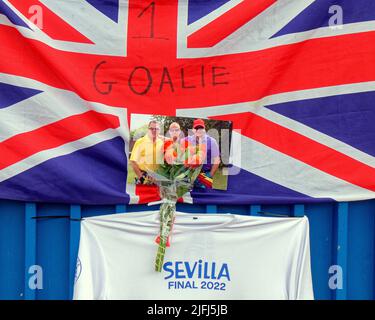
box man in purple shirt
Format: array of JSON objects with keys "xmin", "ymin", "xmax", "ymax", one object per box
[{"xmin": 184, "ymin": 119, "xmax": 221, "ymax": 188}]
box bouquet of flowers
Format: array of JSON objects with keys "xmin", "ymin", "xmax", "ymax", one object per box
[{"xmin": 151, "ymin": 139, "xmax": 206, "ymax": 272}]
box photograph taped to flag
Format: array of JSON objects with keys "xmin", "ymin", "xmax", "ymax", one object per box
[{"xmin": 128, "ymin": 114, "xmax": 232, "ymax": 194}]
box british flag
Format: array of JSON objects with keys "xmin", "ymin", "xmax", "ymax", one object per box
[{"xmin": 0, "ymin": 0, "xmax": 374, "ymax": 205}]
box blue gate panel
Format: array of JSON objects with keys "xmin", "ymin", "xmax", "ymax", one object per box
[
  {"xmin": 347, "ymin": 200, "xmax": 375, "ymax": 299},
  {"xmin": 35, "ymin": 204, "xmax": 70, "ymax": 300},
  {"xmin": 305, "ymin": 203, "xmax": 335, "ymax": 300},
  {"xmin": 0, "ymin": 200, "xmax": 24, "ymax": 300}
]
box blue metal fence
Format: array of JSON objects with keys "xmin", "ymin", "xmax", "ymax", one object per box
[{"xmin": 0, "ymin": 199, "xmax": 374, "ymax": 300}]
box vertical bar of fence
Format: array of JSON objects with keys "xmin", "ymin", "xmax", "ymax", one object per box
[
  {"xmin": 69, "ymin": 205, "xmax": 81, "ymax": 300},
  {"xmin": 206, "ymin": 205, "xmax": 217, "ymax": 213},
  {"xmin": 335, "ymin": 202, "xmax": 348, "ymax": 300},
  {"xmin": 24, "ymin": 203, "xmax": 37, "ymax": 300},
  {"xmin": 293, "ymin": 204, "xmax": 305, "ymax": 217},
  {"xmin": 249, "ymin": 205, "xmax": 261, "ymax": 216}
]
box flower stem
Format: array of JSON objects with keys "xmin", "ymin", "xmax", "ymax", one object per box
[{"xmin": 155, "ymin": 200, "xmax": 176, "ymax": 272}]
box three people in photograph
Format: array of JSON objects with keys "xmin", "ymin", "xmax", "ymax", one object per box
[{"xmin": 129, "ymin": 118, "xmax": 221, "ymax": 189}]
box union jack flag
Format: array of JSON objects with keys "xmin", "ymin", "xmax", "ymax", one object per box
[{"xmin": 0, "ymin": 0, "xmax": 374, "ymax": 204}]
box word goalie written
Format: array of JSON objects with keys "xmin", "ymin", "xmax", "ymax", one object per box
[{"xmin": 93, "ymin": 62, "xmax": 230, "ymax": 95}]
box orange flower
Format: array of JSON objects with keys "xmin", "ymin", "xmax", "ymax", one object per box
[
  {"xmin": 180, "ymin": 140, "xmax": 190, "ymax": 152},
  {"xmin": 164, "ymin": 148, "xmax": 177, "ymax": 165},
  {"xmin": 163, "ymin": 140, "xmax": 174, "ymax": 153}
]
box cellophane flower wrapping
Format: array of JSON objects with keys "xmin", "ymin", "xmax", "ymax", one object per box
[{"xmin": 151, "ymin": 139, "xmax": 205, "ymax": 272}]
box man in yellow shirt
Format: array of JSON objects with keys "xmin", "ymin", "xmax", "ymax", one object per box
[{"xmin": 130, "ymin": 120, "xmax": 164, "ymax": 184}]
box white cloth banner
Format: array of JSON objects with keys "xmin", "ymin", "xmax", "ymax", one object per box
[{"xmin": 73, "ymin": 211, "xmax": 314, "ymax": 300}]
